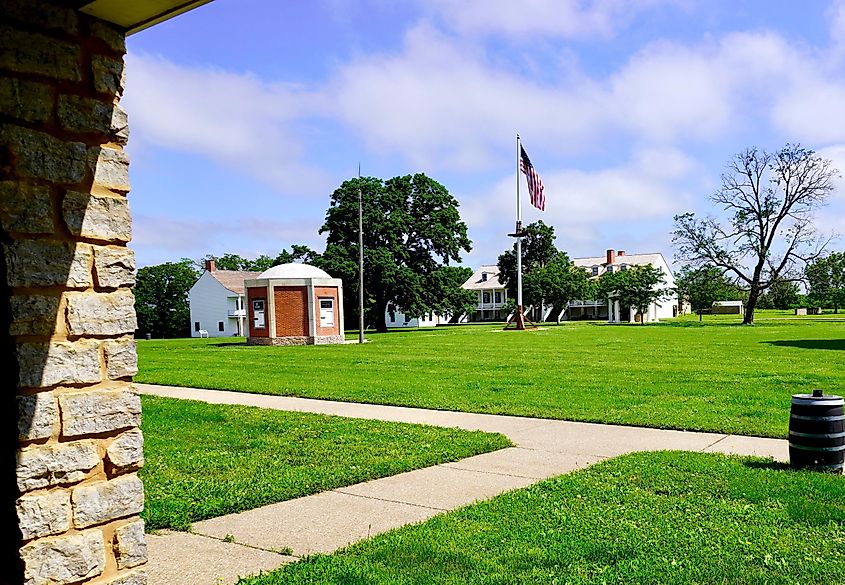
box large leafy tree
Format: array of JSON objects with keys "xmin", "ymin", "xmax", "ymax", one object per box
[
  {"xmin": 673, "ymin": 144, "xmax": 837, "ymax": 324},
  {"xmin": 429, "ymin": 266, "xmax": 476, "ymax": 322},
  {"xmin": 757, "ymin": 276, "xmax": 801, "ymax": 310},
  {"xmin": 497, "ymin": 220, "xmax": 557, "ymax": 301},
  {"xmin": 320, "ymin": 174, "xmax": 471, "ymax": 332},
  {"xmin": 806, "ymin": 252, "xmax": 845, "ymax": 313},
  {"xmin": 523, "ymin": 251, "xmax": 590, "ymax": 323},
  {"xmin": 675, "ymin": 265, "xmax": 743, "ymax": 320},
  {"xmin": 597, "ymin": 264, "xmax": 670, "ymax": 324},
  {"xmin": 134, "ymin": 259, "xmax": 200, "ymax": 338}
]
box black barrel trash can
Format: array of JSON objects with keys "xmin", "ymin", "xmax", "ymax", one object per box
[{"xmin": 789, "ymin": 390, "xmax": 845, "ymax": 473}]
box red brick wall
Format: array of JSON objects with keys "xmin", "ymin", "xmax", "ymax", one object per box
[
  {"xmin": 275, "ymin": 286, "xmax": 308, "ymax": 337},
  {"xmin": 247, "ymin": 287, "xmax": 268, "ymax": 338},
  {"xmin": 314, "ymin": 286, "xmax": 341, "ymax": 336}
]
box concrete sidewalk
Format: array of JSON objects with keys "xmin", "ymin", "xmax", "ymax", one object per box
[{"xmin": 138, "ymin": 383, "xmax": 788, "ymax": 585}]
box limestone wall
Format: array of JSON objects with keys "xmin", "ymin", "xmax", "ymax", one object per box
[{"xmin": 1, "ymin": 2, "xmax": 146, "ymax": 584}]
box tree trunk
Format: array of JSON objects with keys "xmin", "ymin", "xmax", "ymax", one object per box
[
  {"xmin": 699, "ymin": 310, "xmax": 702, "ymax": 322},
  {"xmin": 375, "ymin": 297, "xmax": 389, "ymax": 333},
  {"xmin": 744, "ymin": 286, "xmax": 760, "ymax": 325}
]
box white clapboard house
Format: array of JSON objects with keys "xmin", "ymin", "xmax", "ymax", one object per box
[
  {"xmin": 189, "ymin": 260, "xmax": 260, "ymax": 337},
  {"xmin": 569, "ymin": 249, "xmax": 677, "ymax": 323},
  {"xmin": 462, "ymin": 265, "xmax": 510, "ymax": 322}
]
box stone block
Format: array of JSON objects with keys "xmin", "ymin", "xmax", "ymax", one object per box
[
  {"xmin": 60, "ymin": 387, "xmax": 141, "ymax": 437},
  {"xmin": 104, "ymin": 339, "xmax": 138, "ymax": 379},
  {"xmin": 0, "ymin": 181, "xmax": 54, "ymax": 234},
  {"xmin": 0, "ymin": 78, "xmax": 53, "ymax": 123},
  {"xmin": 0, "ymin": 25, "xmax": 81, "ymax": 82},
  {"xmin": 16, "ymin": 490, "xmax": 71, "ymax": 540},
  {"xmin": 0, "ymin": 0, "xmax": 79, "ymax": 34},
  {"xmin": 65, "ymin": 289, "xmax": 137, "ymax": 336},
  {"xmin": 92, "ymin": 55, "xmax": 126, "ymax": 96},
  {"xmin": 95, "ymin": 246, "xmax": 136, "ymax": 288},
  {"xmin": 62, "ymin": 191, "xmax": 132, "ymax": 242},
  {"xmin": 16, "ymin": 440, "xmax": 99, "ymax": 492},
  {"xmin": 58, "ymin": 96, "xmax": 129, "ymax": 143},
  {"xmin": 20, "ymin": 529, "xmax": 105, "ymax": 585},
  {"xmin": 71, "ymin": 475, "xmax": 144, "ymax": 529},
  {"xmin": 0, "ymin": 125, "xmax": 87, "ymax": 184},
  {"xmin": 102, "ymin": 568, "xmax": 147, "ymax": 585},
  {"xmin": 16, "ymin": 340, "xmax": 101, "ymax": 388},
  {"xmin": 114, "ymin": 520, "xmax": 147, "ymax": 569},
  {"xmin": 4, "ymin": 240, "xmax": 92, "ymax": 288},
  {"xmin": 89, "ymin": 20, "xmax": 127, "ymax": 54},
  {"xmin": 9, "ymin": 295, "xmax": 61, "ymax": 337},
  {"xmin": 107, "ymin": 430, "xmax": 144, "ymax": 469},
  {"xmin": 17, "ymin": 392, "xmax": 58, "ymax": 441},
  {"xmin": 89, "ymin": 147, "xmax": 130, "ymax": 192}
]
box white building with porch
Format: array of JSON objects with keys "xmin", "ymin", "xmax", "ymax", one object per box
[
  {"xmin": 189, "ymin": 260, "xmax": 259, "ymax": 337},
  {"xmin": 570, "ymin": 249, "xmax": 677, "ymax": 323},
  {"xmin": 462, "ymin": 265, "xmax": 510, "ymax": 321}
]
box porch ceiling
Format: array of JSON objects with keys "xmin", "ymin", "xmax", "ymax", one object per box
[{"xmin": 63, "ymin": 0, "xmax": 213, "ymax": 34}]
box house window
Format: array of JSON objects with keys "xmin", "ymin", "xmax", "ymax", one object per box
[
  {"xmin": 481, "ymin": 272, "xmax": 488, "ymax": 282},
  {"xmin": 592, "ymin": 265, "xmax": 599, "ymax": 276},
  {"xmin": 483, "ymin": 292, "xmax": 491, "ymax": 304},
  {"xmin": 620, "ymin": 264, "xmax": 628, "ymax": 271},
  {"xmin": 218, "ymin": 321, "xmax": 225, "ymax": 332},
  {"xmin": 194, "ymin": 322, "xmax": 200, "ymax": 332},
  {"xmin": 607, "ymin": 265, "xmax": 614, "ymax": 274},
  {"xmin": 495, "ymin": 291, "xmax": 502, "ymax": 304}
]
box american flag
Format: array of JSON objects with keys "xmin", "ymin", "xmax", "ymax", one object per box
[{"xmin": 519, "ymin": 145, "xmax": 545, "ymax": 211}]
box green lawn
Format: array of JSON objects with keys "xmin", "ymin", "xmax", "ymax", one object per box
[
  {"xmin": 140, "ymin": 395, "xmax": 511, "ymax": 531},
  {"xmin": 239, "ymin": 451, "xmax": 845, "ymax": 585},
  {"xmin": 137, "ymin": 314, "xmax": 845, "ymax": 438}
]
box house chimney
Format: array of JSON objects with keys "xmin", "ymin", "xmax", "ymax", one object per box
[
  {"xmin": 606, "ymin": 249, "xmax": 616, "ymax": 265},
  {"xmin": 617, "ymin": 250, "xmax": 625, "ymax": 257},
  {"xmin": 205, "ymin": 259, "xmax": 216, "ymax": 272}
]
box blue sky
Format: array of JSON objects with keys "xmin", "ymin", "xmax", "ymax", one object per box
[{"xmin": 124, "ymin": 0, "xmax": 845, "ymax": 269}]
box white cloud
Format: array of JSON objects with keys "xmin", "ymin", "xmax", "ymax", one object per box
[
  {"xmin": 422, "ymin": 0, "xmax": 684, "ymax": 41},
  {"xmin": 461, "ymin": 147, "xmax": 695, "ymax": 247},
  {"xmin": 123, "ymin": 54, "xmax": 334, "ymax": 196},
  {"xmin": 829, "ymin": 0, "xmax": 845, "ymax": 49},
  {"xmin": 326, "ymin": 27, "xmax": 824, "ymax": 171},
  {"xmin": 132, "ymin": 213, "xmax": 326, "ymax": 267}
]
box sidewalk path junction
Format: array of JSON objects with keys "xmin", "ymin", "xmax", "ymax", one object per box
[{"xmin": 137, "ymin": 383, "xmax": 788, "ymax": 585}]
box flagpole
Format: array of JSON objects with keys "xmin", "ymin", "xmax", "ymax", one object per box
[
  {"xmin": 515, "ymin": 133, "xmax": 525, "ymax": 330},
  {"xmin": 358, "ymin": 164, "xmax": 365, "ymax": 344}
]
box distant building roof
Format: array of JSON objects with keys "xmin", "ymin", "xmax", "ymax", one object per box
[
  {"xmin": 210, "ymin": 270, "xmax": 260, "ymax": 295},
  {"xmin": 572, "ymin": 252, "xmax": 669, "ymax": 278},
  {"xmin": 463, "ymin": 265, "xmax": 505, "ymax": 290},
  {"xmin": 258, "ymin": 263, "xmax": 332, "ymax": 280}
]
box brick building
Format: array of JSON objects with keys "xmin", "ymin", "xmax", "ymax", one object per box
[{"xmin": 245, "ymin": 264, "xmax": 345, "ymax": 346}]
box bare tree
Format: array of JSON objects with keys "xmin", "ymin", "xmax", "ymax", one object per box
[{"xmin": 673, "ymin": 144, "xmax": 838, "ymax": 324}]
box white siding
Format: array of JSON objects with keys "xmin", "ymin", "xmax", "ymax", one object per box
[
  {"xmin": 189, "ymin": 273, "xmax": 243, "ymax": 337},
  {"xmin": 385, "ymin": 307, "xmax": 442, "ymax": 328}
]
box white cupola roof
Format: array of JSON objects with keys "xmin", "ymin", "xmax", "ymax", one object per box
[{"xmin": 257, "ymin": 263, "xmax": 332, "ymax": 280}]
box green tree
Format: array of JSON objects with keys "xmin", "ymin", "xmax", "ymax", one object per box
[
  {"xmin": 759, "ymin": 276, "xmax": 801, "ymax": 310},
  {"xmin": 273, "ymin": 245, "xmax": 319, "ymax": 267},
  {"xmin": 523, "ymin": 251, "xmax": 589, "ymax": 323},
  {"xmin": 675, "ymin": 265, "xmax": 742, "ymax": 320},
  {"xmin": 497, "ymin": 220, "xmax": 557, "ymax": 302},
  {"xmin": 673, "ymin": 144, "xmax": 837, "ymax": 324},
  {"xmin": 320, "ymin": 174, "xmax": 471, "ymax": 332},
  {"xmin": 806, "ymin": 252, "xmax": 845, "ymax": 312},
  {"xmin": 598, "ymin": 264, "xmax": 670, "ymax": 324},
  {"xmin": 134, "ymin": 259, "xmax": 199, "ymax": 338},
  {"xmin": 429, "ymin": 266, "xmax": 476, "ymax": 322}
]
